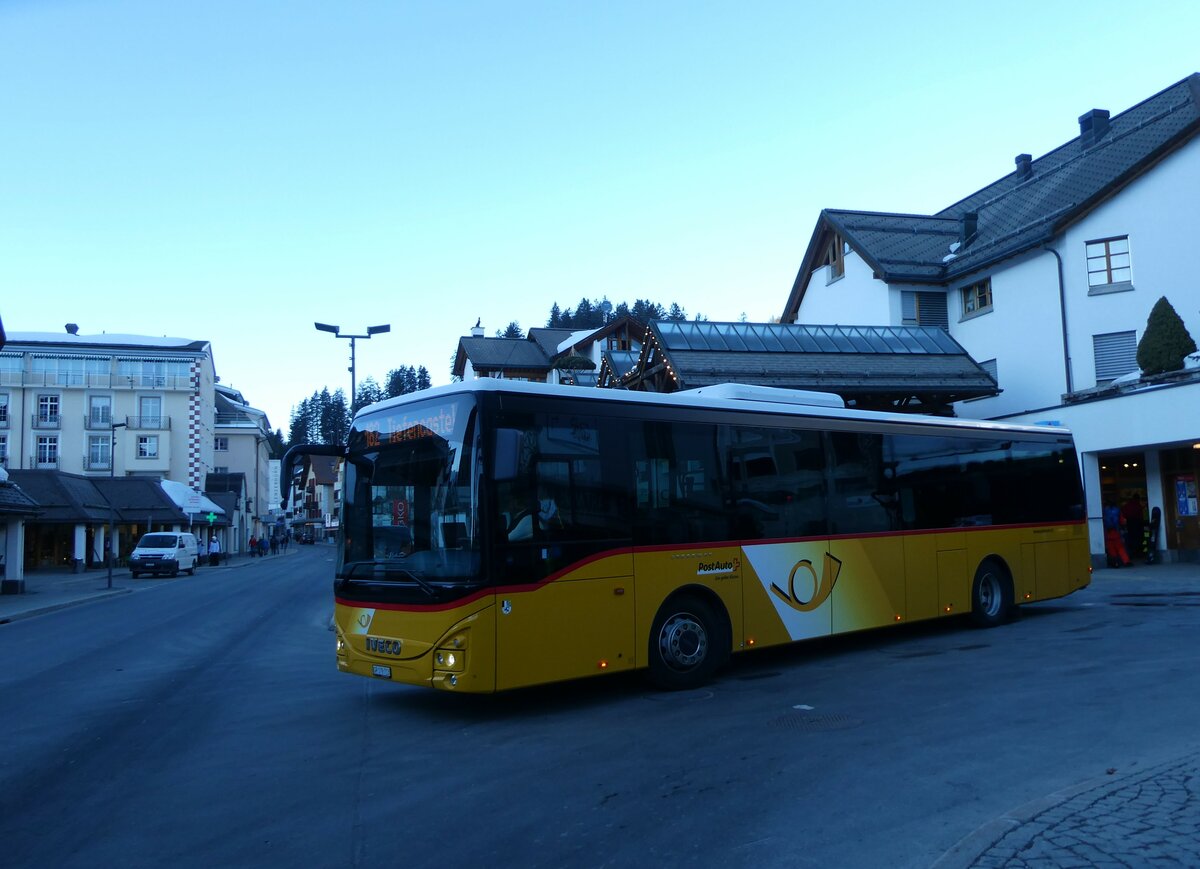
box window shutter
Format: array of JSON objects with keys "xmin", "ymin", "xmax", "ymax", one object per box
[
  {"xmin": 901, "ymin": 291, "xmax": 949, "ymax": 329},
  {"xmin": 1093, "ymin": 331, "xmax": 1138, "ymax": 382}
]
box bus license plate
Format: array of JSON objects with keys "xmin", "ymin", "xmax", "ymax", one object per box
[{"xmin": 371, "ymin": 665, "xmax": 392, "ymax": 679}]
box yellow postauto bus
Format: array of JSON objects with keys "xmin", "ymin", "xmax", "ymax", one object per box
[{"xmin": 284, "ymin": 379, "xmax": 1090, "ymax": 693}]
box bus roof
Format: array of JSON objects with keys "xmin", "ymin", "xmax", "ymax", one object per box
[{"xmin": 355, "ymin": 379, "xmax": 1074, "ymax": 439}]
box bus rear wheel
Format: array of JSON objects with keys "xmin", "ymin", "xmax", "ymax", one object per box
[
  {"xmin": 647, "ymin": 594, "xmax": 726, "ymax": 690},
  {"xmin": 970, "ymin": 558, "xmax": 1013, "ymax": 627}
]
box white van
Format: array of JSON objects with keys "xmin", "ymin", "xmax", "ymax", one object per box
[{"xmin": 129, "ymin": 532, "xmax": 199, "ymax": 578}]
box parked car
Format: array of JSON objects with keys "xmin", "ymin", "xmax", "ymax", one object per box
[{"xmin": 299, "ymin": 530, "xmax": 315, "ymax": 544}]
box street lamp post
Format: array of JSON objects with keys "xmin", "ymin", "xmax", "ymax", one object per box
[
  {"xmin": 107, "ymin": 421, "xmax": 127, "ymax": 589},
  {"xmin": 314, "ymin": 322, "xmax": 390, "ymax": 409}
]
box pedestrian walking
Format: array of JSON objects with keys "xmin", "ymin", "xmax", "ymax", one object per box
[
  {"xmin": 248, "ymin": 535, "xmax": 257, "ymax": 558},
  {"xmin": 208, "ymin": 535, "xmax": 221, "ymax": 567},
  {"xmin": 269, "ymin": 534, "xmax": 278, "ymax": 556},
  {"xmin": 258, "ymin": 536, "xmax": 269, "ymax": 557}
]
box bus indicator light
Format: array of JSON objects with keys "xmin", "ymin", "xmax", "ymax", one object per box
[
  {"xmin": 944, "ymin": 605, "xmax": 952, "ymax": 613},
  {"xmin": 746, "ymin": 637, "xmax": 755, "ymax": 646},
  {"xmin": 1024, "ymin": 592, "xmax": 1032, "ymax": 600},
  {"xmin": 894, "ymin": 614, "xmax": 902, "ymax": 622},
  {"xmin": 598, "ymin": 660, "xmax": 608, "ymax": 670}
]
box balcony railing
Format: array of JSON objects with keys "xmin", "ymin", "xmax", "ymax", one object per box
[
  {"xmin": 84, "ymin": 415, "xmax": 114, "ymax": 430},
  {"xmin": 30, "ymin": 456, "xmax": 59, "ymax": 469},
  {"xmin": 83, "ymin": 456, "xmax": 113, "ymax": 471},
  {"xmin": 0, "ymin": 372, "xmax": 195, "ymax": 390},
  {"xmin": 31, "ymin": 414, "xmax": 61, "ymax": 430},
  {"xmin": 126, "ymin": 415, "xmax": 172, "ymax": 430}
]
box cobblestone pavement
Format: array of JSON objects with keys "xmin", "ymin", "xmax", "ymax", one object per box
[{"xmin": 946, "ymin": 750, "xmax": 1200, "ymax": 868}]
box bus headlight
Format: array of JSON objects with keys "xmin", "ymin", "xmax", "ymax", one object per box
[
  {"xmin": 336, "ymin": 635, "xmax": 346, "ymax": 655},
  {"xmin": 434, "ymin": 648, "xmax": 464, "ymax": 672}
]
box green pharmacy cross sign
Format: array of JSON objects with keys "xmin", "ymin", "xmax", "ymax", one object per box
[{"xmin": 205, "ymin": 512, "xmax": 217, "ymax": 525}]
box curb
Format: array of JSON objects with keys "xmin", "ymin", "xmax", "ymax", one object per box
[
  {"xmin": 0, "ymin": 587, "xmax": 133, "ymax": 625},
  {"xmin": 931, "ymin": 750, "xmax": 1200, "ymax": 868}
]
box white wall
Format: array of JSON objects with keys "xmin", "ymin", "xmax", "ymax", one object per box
[
  {"xmin": 1058, "ymin": 135, "xmax": 1200, "ymax": 389},
  {"xmin": 795, "ymin": 252, "xmax": 891, "ymax": 325},
  {"xmin": 951, "ymin": 250, "xmax": 1068, "ymax": 418}
]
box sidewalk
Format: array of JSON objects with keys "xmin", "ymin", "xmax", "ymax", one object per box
[
  {"xmin": 935, "ymin": 559, "xmax": 1200, "ymax": 869},
  {"xmin": 0, "ymin": 547, "xmax": 298, "ymax": 624}
]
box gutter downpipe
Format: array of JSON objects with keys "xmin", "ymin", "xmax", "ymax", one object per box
[{"xmin": 1044, "ymin": 246, "xmax": 1074, "ymax": 395}]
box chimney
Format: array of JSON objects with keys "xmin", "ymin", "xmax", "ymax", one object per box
[
  {"xmin": 65, "ymin": 323, "xmax": 79, "ymax": 335},
  {"xmin": 1078, "ymin": 109, "xmax": 1110, "ymax": 149},
  {"xmin": 960, "ymin": 212, "xmax": 978, "ymax": 245},
  {"xmin": 1014, "ymin": 153, "xmax": 1032, "ymax": 179},
  {"xmin": 470, "ymin": 318, "xmax": 484, "ymax": 338}
]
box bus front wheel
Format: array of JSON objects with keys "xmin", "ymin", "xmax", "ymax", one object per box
[
  {"xmin": 647, "ymin": 594, "xmax": 726, "ymax": 690},
  {"xmin": 970, "ymin": 558, "xmax": 1013, "ymax": 627}
]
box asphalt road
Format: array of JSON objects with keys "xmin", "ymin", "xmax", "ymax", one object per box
[{"xmin": 1, "ymin": 550, "xmax": 1197, "ymax": 868}]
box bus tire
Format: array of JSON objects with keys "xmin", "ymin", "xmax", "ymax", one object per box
[
  {"xmin": 970, "ymin": 558, "xmax": 1013, "ymax": 628},
  {"xmin": 647, "ymin": 594, "xmax": 726, "ymax": 690}
]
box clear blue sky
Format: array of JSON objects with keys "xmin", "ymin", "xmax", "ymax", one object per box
[{"xmin": 2, "ymin": 0, "xmax": 1197, "ymax": 433}]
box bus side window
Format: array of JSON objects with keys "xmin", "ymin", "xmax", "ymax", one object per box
[
  {"xmin": 633, "ymin": 422, "xmax": 727, "ymax": 545},
  {"xmin": 827, "ymin": 431, "xmax": 896, "ymax": 534}
]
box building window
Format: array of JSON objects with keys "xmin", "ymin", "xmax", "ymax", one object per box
[
  {"xmin": 901, "ymin": 291, "xmax": 949, "ymax": 328},
  {"xmin": 31, "ymin": 356, "xmax": 110, "ymax": 386},
  {"xmin": 214, "ymin": 436, "xmax": 229, "ymax": 451},
  {"xmin": 0, "ymin": 392, "xmax": 8, "ymax": 426},
  {"xmin": 88, "ymin": 395, "xmax": 112, "ymax": 427},
  {"xmin": 36, "ymin": 435, "xmax": 58, "ymax": 466},
  {"xmin": 214, "ymin": 466, "xmax": 228, "ymax": 474},
  {"xmin": 823, "ymin": 234, "xmax": 847, "ymax": 282},
  {"xmin": 1093, "ymin": 330, "xmax": 1138, "ymax": 383},
  {"xmin": 961, "ymin": 279, "xmax": 993, "ymax": 317},
  {"xmin": 137, "ymin": 435, "xmax": 159, "ymax": 459},
  {"xmin": 37, "ymin": 394, "xmax": 60, "ymax": 425},
  {"xmin": 138, "ymin": 396, "xmax": 162, "ymax": 428},
  {"xmin": 1086, "ymin": 236, "xmax": 1131, "ymax": 290},
  {"xmin": 88, "ymin": 435, "xmax": 112, "ymax": 469},
  {"xmin": 0, "ymin": 434, "xmax": 7, "ymax": 466}
]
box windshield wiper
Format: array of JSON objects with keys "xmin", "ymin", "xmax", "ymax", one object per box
[
  {"xmin": 337, "ymin": 560, "xmax": 436, "ymax": 597},
  {"xmin": 376, "ymin": 560, "xmax": 437, "ymax": 597}
]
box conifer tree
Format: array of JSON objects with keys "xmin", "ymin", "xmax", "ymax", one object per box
[{"xmin": 1137, "ymin": 296, "xmax": 1197, "ymax": 375}]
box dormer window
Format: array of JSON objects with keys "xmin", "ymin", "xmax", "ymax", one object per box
[{"xmin": 823, "ymin": 234, "xmax": 848, "ymax": 282}]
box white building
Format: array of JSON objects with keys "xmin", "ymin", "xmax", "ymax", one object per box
[
  {"xmin": 782, "ymin": 74, "xmax": 1200, "ymax": 564},
  {"xmin": 0, "ymin": 329, "xmax": 216, "ymax": 487}
]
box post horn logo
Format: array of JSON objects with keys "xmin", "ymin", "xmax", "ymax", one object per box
[{"xmin": 770, "ymin": 553, "xmax": 843, "ymax": 612}]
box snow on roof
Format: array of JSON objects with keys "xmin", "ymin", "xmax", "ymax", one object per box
[
  {"xmin": 6, "ymin": 332, "xmax": 207, "ymax": 349},
  {"xmin": 160, "ymin": 479, "xmax": 225, "ymax": 515},
  {"xmin": 556, "ymin": 328, "xmax": 601, "ymax": 354}
]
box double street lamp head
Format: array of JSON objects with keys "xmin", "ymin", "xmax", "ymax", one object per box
[{"xmin": 314, "ymin": 321, "xmax": 391, "ymax": 405}]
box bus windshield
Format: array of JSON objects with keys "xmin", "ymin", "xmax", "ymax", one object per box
[{"xmin": 339, "ymin": 394, "xmax": 482, "ymax": 587}]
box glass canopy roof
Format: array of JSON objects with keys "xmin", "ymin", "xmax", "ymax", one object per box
[{"xmin": 653, "ymin": 322, "xmax": 961, "ymax": 355}]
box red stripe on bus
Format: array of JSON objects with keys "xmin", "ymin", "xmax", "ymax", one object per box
[{"xmin": 336, "ymin": 519, "xmax": 1086, "ymax": 611}]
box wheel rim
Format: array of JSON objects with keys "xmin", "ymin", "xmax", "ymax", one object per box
[
  {"xmin": 978, "ymin": 571, "xmax": 1002, "ymax": 617},
  {"xmin": 658, "ymin": 612, "xmax": 708, "ymax": 671}
]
